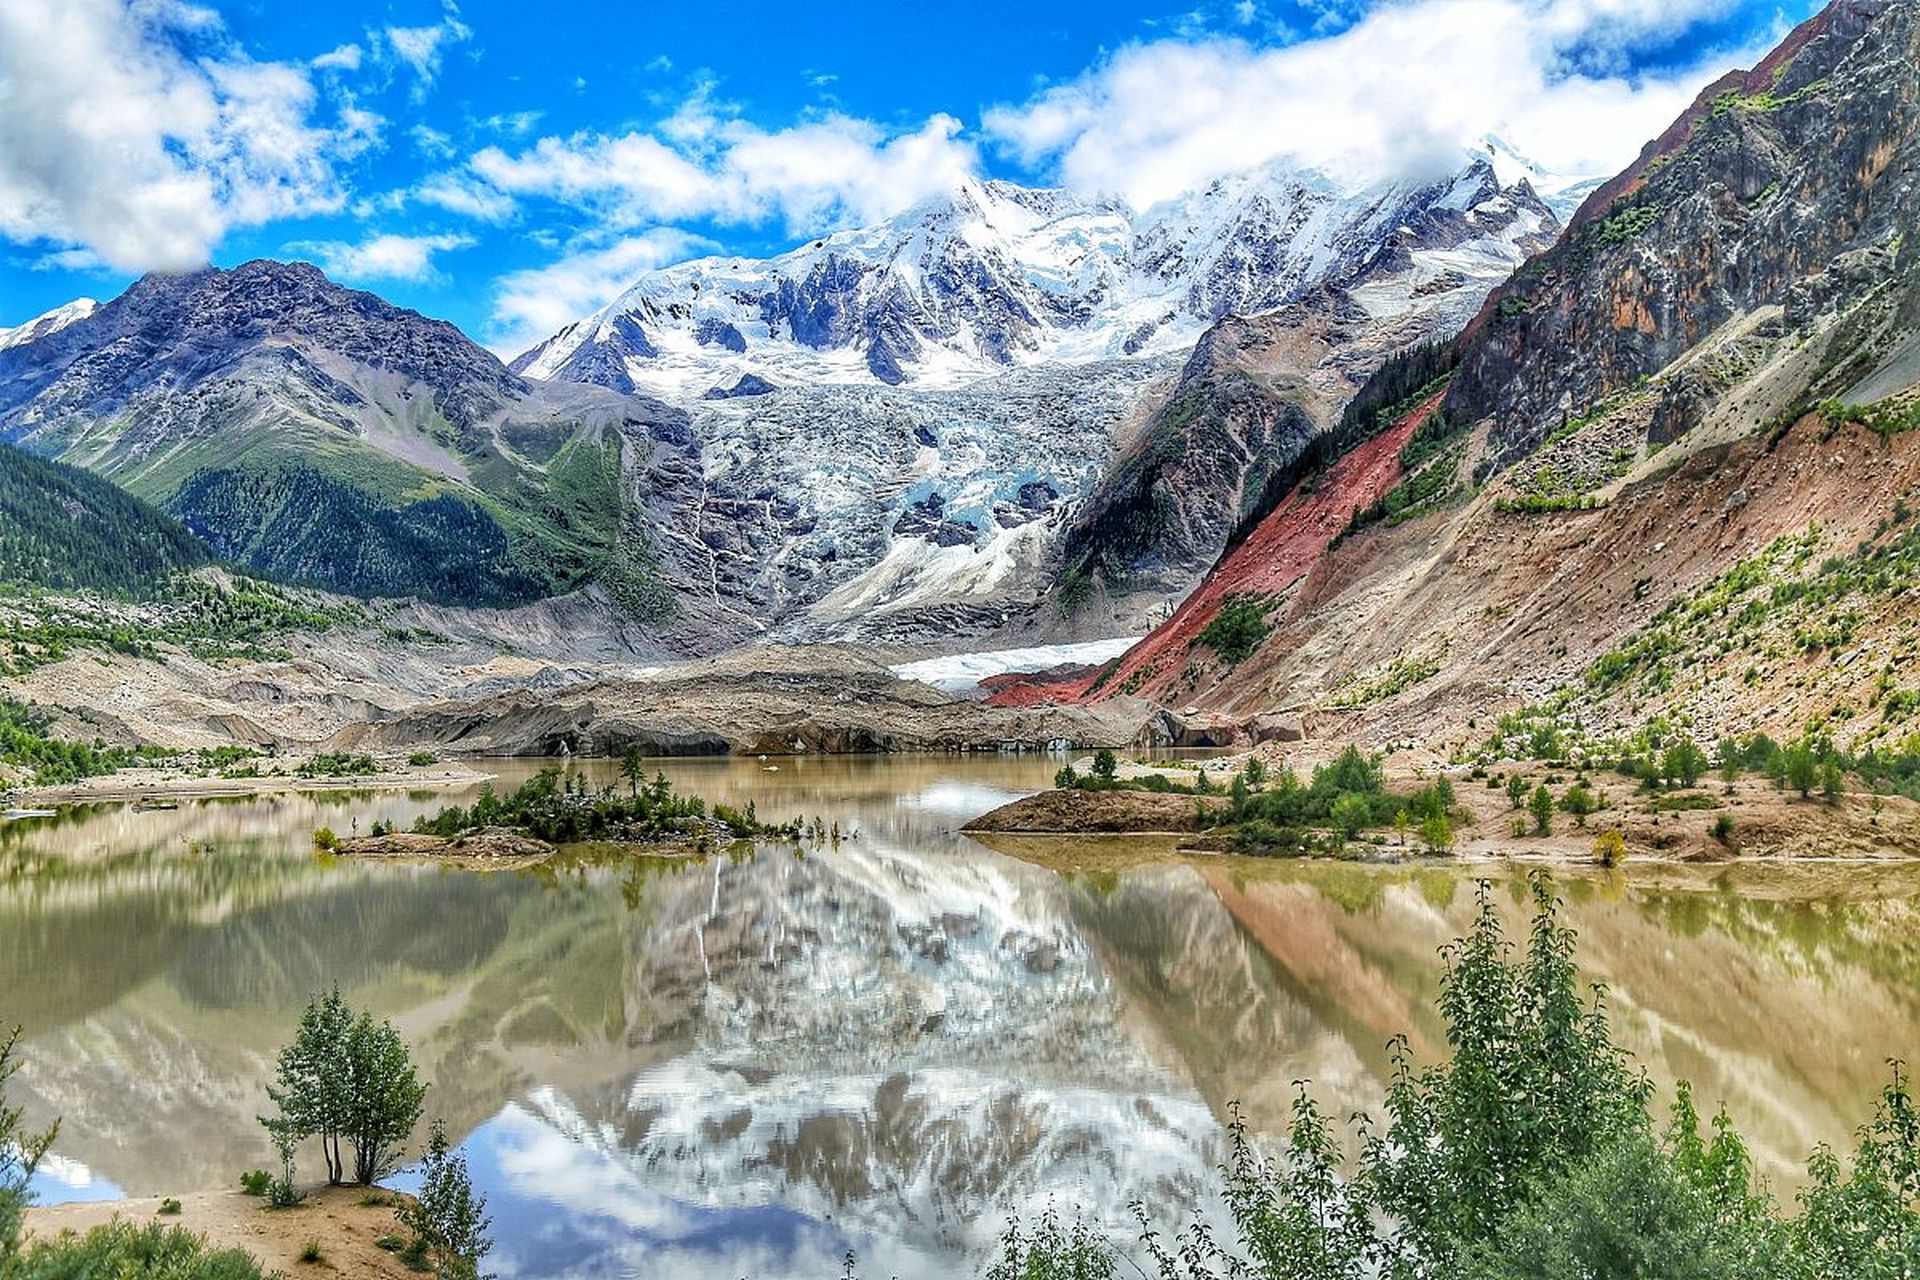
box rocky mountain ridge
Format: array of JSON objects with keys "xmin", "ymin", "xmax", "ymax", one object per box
[
  {"xmin": 1025, "ymin": 0, "xmax": 1920, "ymax": 763},
  {"xmin": 517, "ymin": 153, "xmax": 1567, "ymax": 399}
]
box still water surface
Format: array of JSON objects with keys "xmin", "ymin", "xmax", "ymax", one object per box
[{"xmin": 5, "ymin": 754, "xmax": 1920, "ymax": 1278}]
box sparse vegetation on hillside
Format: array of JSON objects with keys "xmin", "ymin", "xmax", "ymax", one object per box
[{"xmin": 0, "ymin": 574, "xmax": 346, "ymax": 677}]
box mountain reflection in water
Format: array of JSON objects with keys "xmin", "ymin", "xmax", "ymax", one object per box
[{"xmin": 7, "ymin": 753, "xmax": 1919, "ymax": 1277}]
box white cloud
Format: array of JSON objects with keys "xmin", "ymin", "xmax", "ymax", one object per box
[
  {"xmin": 414, "ymin": 171, "xmax": 516, "ymax": 222},
  {"xmin": 382, "ymin": 2, "xmax": 473, "ymax": 100},
  {"xmin": 983, "ymin": 0, "xmax": 1776, "ymax": 208},
  {"xmin": 289, "ymin": 230, "xmax": 475, "ymax": 283},
  {"xmin": 467, "ymin": 108, "xmax": 978, "ymax": 237},
  {"xmin": 312, "ymin": 42, "xmax": 362, "ymax": 72},
  {"xmin": 485, "ymin": 228, "xmax": 718, "ymax": 357},
  {"xmin": 0, "ymin": 0, "xmax": 365, "ymax": 272}
]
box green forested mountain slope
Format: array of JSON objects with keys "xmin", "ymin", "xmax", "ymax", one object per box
[{"xmin": 0, "ymin": 442, "xmax": 209, "ymax": 597}]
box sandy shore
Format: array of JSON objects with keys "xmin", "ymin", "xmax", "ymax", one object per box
[
  {"xmin": 23, "ymin": 1185, "xmax": 421, "ymax": 1278},
  {"xmin": 13, "ymin": 763, "xmax": 496, "ymax": 807}
]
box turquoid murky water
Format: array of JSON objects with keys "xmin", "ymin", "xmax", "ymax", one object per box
[{"xmin": 7, "ymin": 754, "xmax": 1919, "ymax": 1278}]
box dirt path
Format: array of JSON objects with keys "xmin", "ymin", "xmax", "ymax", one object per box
[{"xmin": 24, "ymin": 1185, "xmax": 420, "ymax": 1278}]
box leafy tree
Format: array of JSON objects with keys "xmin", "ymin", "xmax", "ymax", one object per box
[
  {"xmin": 343, "ymin": 1014, "xmax": 428, "ymax": 1185},
  {"xmin": 1561, "ymin": 784, "xmax": 1598, "ymax": 827},
  {"xmin": 1506, "ymin": 773, "xmax": 1528, "ymax": 810},
  {"xmin": 263, "ymin": 988, "xmax": 355, "ymax": 1184},
  {"xmin": 1529, "ymin": 784, "xmax": 1555, "ymax": 835},
  {"xmin": 1718, "ymin": 737, "xmax": 1742, "ymax": 792},
  {"xmin": 1786, "ymin": 747, "xmax": 1818, "ymax": 799},
  {"xmin": 988, "ymin": 1203, "xmax": 1116, "ymax": 1280},
  {"xmin": 1663, "ymin": 741, "xmax": 1708, "ymax": 789},
  {"xmin": 1362, "ymin": 881, "xmax": 1650, "ymax": 1269},
  {"xmin": 262, "ymin": 989, "xmax": 425, "ymax": 1187},
  {"xmin": 1821, "ymin": 760, "xmax": 1845, "ymax": 804},
  {"xmin": 1092, "ymin": 749, "xmax": 1118, "ymax": 782},
  {"xmin": 618, "ymin": 748, "xmax": 644, "ymax": 797},
  {"xmin": 1330, "ymin": 792, "xmax": 1372, "ymax": 839},
  {"xmin": 1244, "ymin": 757, "xmax": 1267, "ymax": 789},
  {"xmin": 1593, "ymin": 829, "xmax": 1628, "ymax": 867},
  {"xmin": 1792, "ymin": 1064, "xmax": 1920, "ymax": 1273},
  {"xmin": 397, "ymin": 1120, "xmax": 493, "ymax": 1280},
  {"xmin": 1229, "ymin": 772, "xmax": 1252, "ymax": 815},
  {"xmin": 1419, "ymin": 812, "xmax": 1454, "ymax": 856},
  {"xmin": 1142, "ymin": 1092, "xmax": 1375, "ymax": 1280}
]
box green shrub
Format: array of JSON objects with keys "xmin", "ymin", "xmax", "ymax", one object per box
[
  {"xmin": 7, "ymin": 1221, "xmax": 268, "ymax": 1279},
  {"xmin": 1196, "ymin": 595, "xmax": 1275, "ymax": 665},
  {"xmin": 158, "ymin": 1197, "xmax": 183, "ymax": 1216},
  {"xmin": 238, "ymin": 1170, "xmax": 272, "ymax": 1197}
]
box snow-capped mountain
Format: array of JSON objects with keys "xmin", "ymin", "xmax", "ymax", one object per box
[
  {"xmin": 1474, "ymin": 135, "xmax": 1608, "ymax": 220},
  {"xmin": 0, "ymin": 297, "xmax": 96, "ymax": 352},
  {"xmin": 514, "ymin": 153, "xmax": 1569, "ymax": 398},
  {"xmin": 508, "ymin": 155, "xmax": 1560, "ymax": 645}
]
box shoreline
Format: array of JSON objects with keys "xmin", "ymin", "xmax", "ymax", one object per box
[{"xmin": 11, "ymin": 763, "xmax": 498, "ymax": 808}]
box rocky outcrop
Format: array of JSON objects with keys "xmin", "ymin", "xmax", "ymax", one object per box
[
  {"xmin": 1059, "ymin": 166, "xmax": 1556, "ymax": 599},
  {"xmin": 1446, "ymin": 0, "xmax": 1919, "ymax": 466}
]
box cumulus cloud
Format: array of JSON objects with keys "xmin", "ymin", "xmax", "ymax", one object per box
[
  {"xmin": 485, "ymin": 228, "xmax": 718, "ymax": 357},
  {"xmin": 464, "ymin": 108, "xmax": 978, "ymax": 238},
  {"xmin": 983, "ymin": 0, "xmax": 1779, "ymax": 208},
  {"xmin": 0, "ymin": 0, "xmax": 367, "ymax": 272},
  {"xmin": 289, "ymin": 231, "xmax": 475, "ymax": 283}
]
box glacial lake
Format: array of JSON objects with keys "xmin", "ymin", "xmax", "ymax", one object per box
[{"xmin": 6, "ymin": 753, "xmax": 1920, "ymax": 1278}]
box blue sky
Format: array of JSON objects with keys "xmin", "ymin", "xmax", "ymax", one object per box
[{"xmin": 0, "ymin": 0, "xmax": 1815, "ymax": 355}]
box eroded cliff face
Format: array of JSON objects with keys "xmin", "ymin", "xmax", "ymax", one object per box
[
  {"xmin": 1030, "ymin": 0, "xmax": 1920, "ymax": 756},
  {"xmin": 1057, "ymin": 165, "xmax": 1557, "ymax": 610},
  {"xmin": 1447, "ymin": 0, "xmax": 1920, "ymax": 466}
]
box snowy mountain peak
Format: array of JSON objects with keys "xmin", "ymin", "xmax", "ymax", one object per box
[
  {"xmin": 515, "ymin": 156, "xmax": 1563, "ymax": 400},
  {"xmin": 0, "ymin": 297, "xmax": 97, "ymax": 352},
  {"xmin": 1473, "ymin": 135, "xmax": 1606, "ymax": 220}
]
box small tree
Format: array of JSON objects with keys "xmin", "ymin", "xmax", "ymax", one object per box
[
  {"xmin": 1244, "ymin": 757, "xmax": 1268, "ymax": 789},
  {"xmin": 1331, "ymin": 792, "xmax": 1372, "ymax": 840},
  {"xmin": 1054, "ymin": 763, "xmax": 1079, "ymax": 790},
  {"xmin": 1561, "ymin": 784, "xmax": 1597, "ymax": 828},
  {"xmin": 1506, "ymin": 773, "xmax": 1528, "ymax": 810},
  {"xmin": 398, "ymin": 1121, "xmax": 493, "ymax": 1280},
  {"xmin": 2, "ymin": 1025, "xmax": 59, "ymax": 1256},
  {"xmin": 1785, "ymin": 747, "xmax": 1818, "ymax": 799},
  {"xmin": 1662, "ymin": 741, "xmax": 1707, "ymax": 789},
  {"xmin": 1592, "ymin": 829, "xmax": 1627, "ymax": 868},
  {"xmin": 1718, "ymin": 737, "xmax": 1742, "ymax": 793},
  {"xmin": 1529, "ymin": 784, "xmax": 1555, "ymax": 836},
  {"xmin": 1394, "ymin": 808, "xmax": 1411, "ymax": 847},
  {"xmin": 1420, "ymin": 812, "xmax": 1454, "ymax": 856},
  {"xmin": 263, "ymin": 990, "xmax": 426, "ymax": 1188},
  {"xmin": 1091, "ymin": 749, "xmax": 1118, "ymax": 782},
  {"xmin": 264, "ymin": 989, "xmax": 355, "ymax": 1184},
  {"xmin": 618, "ymin": 747, "xmax": 644, "ymax": 797},
  {"xmin": 344, "ymin": 1014, "xmax": 428, "ymax": 1185},
  {"xmin": 1820, "ymin": 760, "xmax": 1845, "ymax": 804}
]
